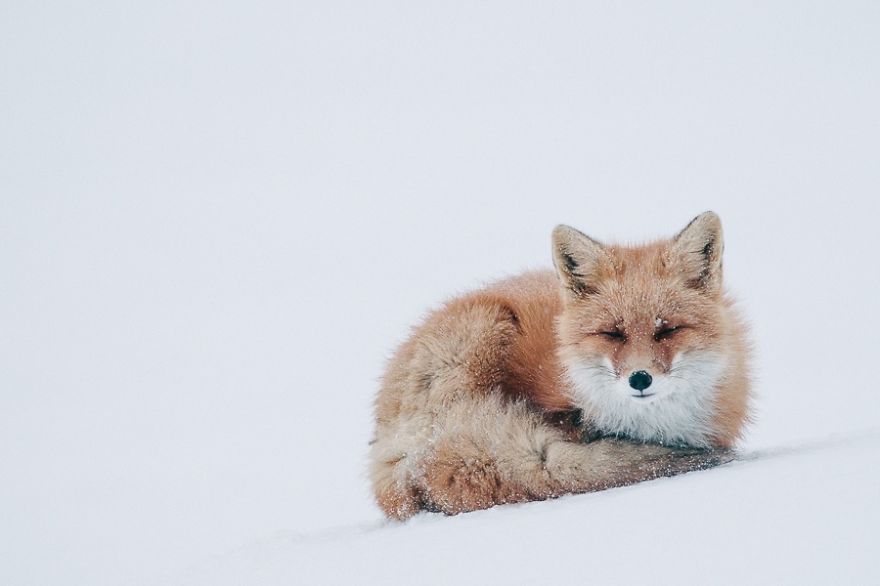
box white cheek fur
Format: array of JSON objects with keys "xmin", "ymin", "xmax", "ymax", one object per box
[{"xmin": 564, "ymin": 352, "xmax": 728, "ymax": 448}]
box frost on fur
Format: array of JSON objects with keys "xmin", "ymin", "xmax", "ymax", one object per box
[{"xmin": 370, "ymin": 212, "xmax": 751, "ymax": 519}]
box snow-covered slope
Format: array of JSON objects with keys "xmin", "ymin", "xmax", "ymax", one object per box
[
  {"xmin": 2, "ymin": 2, "xmax": 879, "ymax": 585},
  {"xmin": 174, "ymin": 431, "xmax": 880, "ymax": 586}
]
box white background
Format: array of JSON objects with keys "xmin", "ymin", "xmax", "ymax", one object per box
[{"xmin": 2, "ymin": 2, "xmax": 879, "ymax": 584}]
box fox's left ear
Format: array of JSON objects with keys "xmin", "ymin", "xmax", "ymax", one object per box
[
  {"xmin": 551, "ymin": 224, "xmax": 609, "ymax": 298},
  {"xmin": 671, "ymin": 211, "xmax": 724, "ymax": 294}
]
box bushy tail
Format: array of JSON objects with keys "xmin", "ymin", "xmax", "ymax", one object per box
[{"xmin": 370, "ymin": 393, "xmax": 732, "ymax": 519}]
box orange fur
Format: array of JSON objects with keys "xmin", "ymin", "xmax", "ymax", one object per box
[{"xmin": 370, "ymin": 212, "xmax": 751, "ymax": 519}]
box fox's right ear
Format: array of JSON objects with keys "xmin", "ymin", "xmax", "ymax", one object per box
[
  {"xmin": 552, "ymin": 225, "xmax": 607, "ymax": 297},
  {"xmin": 671, "ymin": 211, "xmax": 724, "ymax": 294}
]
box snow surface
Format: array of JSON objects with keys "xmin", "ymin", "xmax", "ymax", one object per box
[
  {"xmin": 2, "ymin": 1, "xmax": 879, "ymax": 585},
  {"xmin": 172, "ymin": 432, "xmax": 880, "ymax": 586}
]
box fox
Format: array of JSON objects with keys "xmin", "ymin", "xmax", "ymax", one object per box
[{"xmin": 369, "ymin": 212, "xmax": 751, "ymax": 520}]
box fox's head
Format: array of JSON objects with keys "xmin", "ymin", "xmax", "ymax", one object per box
[{"xmin": 552, "ymin": 212, "xmax": 750, "ymax": 448}]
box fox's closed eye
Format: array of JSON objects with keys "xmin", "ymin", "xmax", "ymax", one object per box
[
  {"xmin": 654, "ymin": 326, "xmax": 684, "ymax": 341},
  {"xmin": 600, "ymin": 330, "xmax": 626, "ymax": 341}
]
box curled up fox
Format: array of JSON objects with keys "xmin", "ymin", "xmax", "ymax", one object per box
[{"xmin": 369, "ymin": 212, "xmax": 751, "ymax": 519}]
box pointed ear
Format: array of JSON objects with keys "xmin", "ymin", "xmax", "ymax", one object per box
[
  {"xmin": 671, "ymin": 211, "xmax": 724, "ymax": 293},
  {"xmin": 552, "ymin": 225, "xmax": 608, "ymax": 297}
]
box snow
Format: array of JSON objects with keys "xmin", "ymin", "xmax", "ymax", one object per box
[
  {"xmin": 172, "ymin": 431, "xmax": 880, "ymax": 586},
  {"xmin": 2, "ymin": 1, "xmax": 879, "ymax": 585}
]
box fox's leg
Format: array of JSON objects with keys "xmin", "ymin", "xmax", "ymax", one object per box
[
  {"xmin": 420, "ymin": 394, "xmax": 731, "ymax": 516},
  {"xmin": 539, "ymin": 436, "xmax": 732, "ymax": 494}
]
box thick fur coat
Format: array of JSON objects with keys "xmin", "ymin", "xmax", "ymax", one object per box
[{"xmin": 369, "ymin": 212, "xmax": 751, "ymax": 519}]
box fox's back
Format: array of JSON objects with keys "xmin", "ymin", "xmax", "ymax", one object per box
[{"xmin": 374, "ymin": 270, "xmax": 571, "ymax": 433}]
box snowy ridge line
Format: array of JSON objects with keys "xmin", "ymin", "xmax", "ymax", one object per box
[
  {"xmin": 170, "ymin": 522, "xmax": 386, "ymax": 583},
  {"xmin": 732, "ymin": 427, "xmax": 880, "ymax": 464}
]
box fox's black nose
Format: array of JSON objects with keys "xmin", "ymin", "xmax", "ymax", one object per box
[{"xmin": 629, "ymin": 370, "xmax": 653, "ymax": 392}]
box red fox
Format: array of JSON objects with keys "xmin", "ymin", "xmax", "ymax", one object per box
[{"xmin": 369, "ymin": 212, "xmax": 751, "ymax": 519}]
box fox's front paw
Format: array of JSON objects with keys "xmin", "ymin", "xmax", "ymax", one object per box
[{"xmin": 643, "ymin": 444, "xmax": 734, "ymax": 477}]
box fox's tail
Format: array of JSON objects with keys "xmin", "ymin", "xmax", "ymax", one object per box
[{"xmin": 370, "ymin": 393, "xmax": 731, "ymax": 519}]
